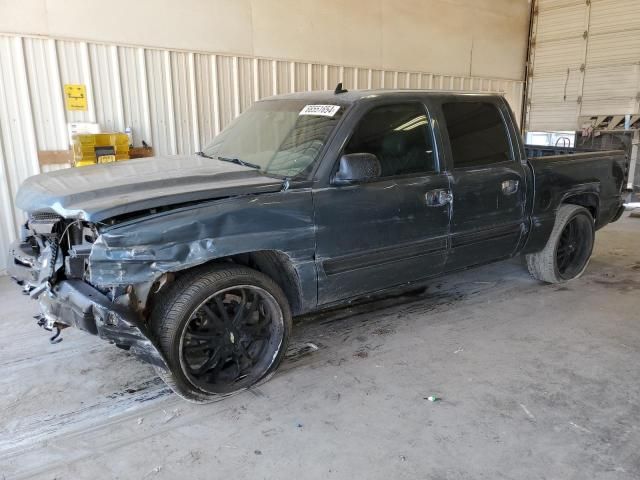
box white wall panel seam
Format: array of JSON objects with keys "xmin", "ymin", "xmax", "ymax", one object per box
[
  {"xmin": 15, "ymin": 37, "xmax": 40, "ymax": 177},
  {"xmin": 289, "ymin": 61, "xmax": 295, "ymax": 93},
  {"xmin": 80, "ymin": 42, "xmax": 96, "ymax": 123},
  {"xmin": 232, "ymin": 56, "xmax": 241, "ymax": 116},
  {"xmin": 272, "ymin": 60, "xmax": 278, "ymax": 95},
  {"xmin": 0, "ymin": 132, "xmax": 17, "ymax": 275},
  {"xmin": 0, "ymin": 39, "xmax": 20, "ymax": 230},
  {"xmin": 636, "ymin": 63, "xmax": 640, "ymax": 114},
  {"xmin": 163, "ymin": 50, "xmax": 177, "ymax": 155},
  {"xmin": 110, "ymin": 45, "xmax": 125, "ymax": 131},
  {"xmin": 210, "ymin": 55, "xmax": 221, "ymax": 135},
  {"xmin": 188, "ymin": 53, "xmax": 200, "ymax": 152},
  {"xmin": 137, "ymin": 47, "xmax": 153, "ymax": 147},
  {"xmin": 253, "ymin": 58, "xmax": 260, "ymax": 101},
  {"xmin": 47, "ymin": 39, "xmax": 68, "ymax": 148}
]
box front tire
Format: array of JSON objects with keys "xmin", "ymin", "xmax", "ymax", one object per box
[
  {"xmin": 526, "ymin": 204, "xmax": 595, "ymax": 284},
  {"xmin": 150, "ymin": 264, "xmax": 292, "ymax": 402}
]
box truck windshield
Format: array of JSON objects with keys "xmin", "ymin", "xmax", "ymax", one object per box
[{"xmin": 201, "ymin": 99, "xmax": 345, "ymax": 177}]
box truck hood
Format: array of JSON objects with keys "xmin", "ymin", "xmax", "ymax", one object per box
[{"xmin": 16, "ymin": 155, "xmax": 283, "ymax": 222}]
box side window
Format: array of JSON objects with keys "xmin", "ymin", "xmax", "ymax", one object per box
[
  {"xmin": 344, "ymin": 103, "xmax": 436, "ymax": 177},
  {"xmin": 442, "ymin": 101, "xmax": 513, "ymax": 168}
]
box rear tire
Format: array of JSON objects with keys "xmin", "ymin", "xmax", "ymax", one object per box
[
  {"xmin": 526, "ymin": 204, "xmax": 595, "ymax": 284},
  {"xmin": 150, "ymin": 264, "xmax": 292, "ymax": 402}
]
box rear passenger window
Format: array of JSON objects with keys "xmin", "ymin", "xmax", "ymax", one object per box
[
  {"xmin": 442, "ymin": 102, "xmax": 513, "ymax": 168},
  {"xmin": 344, "ymin": 103, "xmax": 436, "ymax": 177}
]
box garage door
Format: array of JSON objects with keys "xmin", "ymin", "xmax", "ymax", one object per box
[{"xmin": 525, "ymin": 0, "xmax": 640, "ymax": 131}]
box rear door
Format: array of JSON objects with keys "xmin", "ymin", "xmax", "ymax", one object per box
[
  {"xmin": 435, "ymin": 97, "xmax": 527, "ymax": 271},
  {"xmin": 313, "ymin": 100, "xmax": 451, "ymax": 305}
]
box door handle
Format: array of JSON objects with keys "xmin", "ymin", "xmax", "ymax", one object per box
[
  {"xmin": 425, "ymin": 189, "xmax": 453, "ymax": 207},
  {"xmin": 501, "ymin": 179, "xmax": 519, "ymax": 195}
]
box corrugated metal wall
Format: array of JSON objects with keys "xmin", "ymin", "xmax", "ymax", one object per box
[
  {"xmin": 0, "ymin": 32, "xmax": 525, "ymax": 272},
  {"xmin": 526, "ymin": 0, "xmax": 640, "ymax": 131}
]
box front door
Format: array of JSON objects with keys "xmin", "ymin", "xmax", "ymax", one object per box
[
  {"xmin": 438, "ymin": 98, "xmax": 527, "ymax": 271},
  {"xmin": 313, "ymin": 101, "xmax": 451, "ymax": 305}
]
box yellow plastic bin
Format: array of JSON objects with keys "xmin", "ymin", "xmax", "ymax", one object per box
[{"xmin": 72, "ymin": 133, "xmax": 130, "ymax": 167}]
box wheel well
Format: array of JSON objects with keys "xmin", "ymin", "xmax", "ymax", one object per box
[
  {"xmin": 223, "ymin": 250, "xmax": 302, "ymax": 315},
  {"xmin": 215, "ymin": 250, "xmax": 304, "ymax": 315},
  {"xmin": 145, "ymin": 250, "xmax": 304, "ymax": 319},
  {"xmin": 563, "ymin": 193, "xmax": 599, "ymax": 220}
]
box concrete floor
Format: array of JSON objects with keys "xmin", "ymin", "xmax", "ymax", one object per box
[{"xmin": 1, "ymin": 215, "xmax": 639, "ymax": 480}]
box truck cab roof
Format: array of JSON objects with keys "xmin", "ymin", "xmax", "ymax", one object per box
[{"xmin": 261, "ymin": 89, "xmax": 506, "ymax": 105}]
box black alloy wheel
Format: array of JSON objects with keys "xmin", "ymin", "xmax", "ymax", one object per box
[
  {"xmin": 150, "ymin": 264, "xmax": 292, "ymax": 401},
  {"xmin": 526, "ymin": 204, "xmax": 595, "ymax": 284},
  {"xmin": 554, "ymin": 214, "xmax": 593, "ymax": 280},
  {"xmin": 179, "ymin": 285, "xmax": 284, "ymax": 395}
]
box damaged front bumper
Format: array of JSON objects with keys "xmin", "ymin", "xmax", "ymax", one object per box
[{"xmin": 7, "ymin": 240, "xmax": 169, "ymax": 372}]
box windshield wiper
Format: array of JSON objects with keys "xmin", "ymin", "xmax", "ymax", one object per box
[
  {"xmin": 216, "ymin": 156, "xmax": 261, "ymax": 170},
  {"xmin": 195, "ymin": 151, "xmax": 261, "ymax": 170}
]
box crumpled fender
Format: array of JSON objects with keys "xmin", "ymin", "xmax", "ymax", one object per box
[{"xmin": 88, "ymin": 190, "xmax": 318, "ymax": 307}]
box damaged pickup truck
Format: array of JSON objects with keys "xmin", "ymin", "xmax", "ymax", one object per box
[{"xmin": 8, "ymin": 88, "xmax": 628, "ymax": 401}]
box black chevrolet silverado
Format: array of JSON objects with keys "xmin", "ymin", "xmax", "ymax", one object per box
[{"xmin": 7, "ymin": 89, "xmax": 628, "ymax": 401}]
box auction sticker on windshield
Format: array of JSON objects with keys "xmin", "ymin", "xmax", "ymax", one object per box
[{"xmin": 299, "ymin": 105, "xmax": 341, "ymax": 117}]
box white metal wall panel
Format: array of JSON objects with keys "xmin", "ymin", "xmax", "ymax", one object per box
[
  {"xmin": 216, "ymin": 55, "xmax": 236, "ymax": 130},
  {"xmin": 119, "ymin": 47, "xmax": 152, "ymax": 148},
  {"xmin": 527, "ymin": 0, "xmax": 640, "ymax": 131},
  {"xmin": 23, "ymin": 38, "xmax": 68, "ymax": 150},
  {"xmin": 293, "ymin": 63, "xmax": 308, "ymax": 93},
  {"xmin": 0, "ymin": 32, "xmax": 524, "ymax": 272},
  {"xmin": 327, "ymin": 66, "xmax": 341, "ymax": 90},
  {"xmin": 370, "ymin": 70, "xmax": 383, "ymax": 89},
  {"xmin": 89, "ymin": 43, "xmax": 125, "ymax": 133},
  {"xmin": 383, "ymin": 71, "xmax": 394, "ymax": 88},
  {"xmin": 275, "ymin": 61, "xmax": 291, "ymax": 95},
  {"xmin": 310, "ymin": 64, "xmax": 324, "ymax": 90},
  {"xmin": 342, "ymin": 67, "xmax": 355, "ymax": 90},
  {"xmin": 359, "ymin": 68, "xmax": 369, "ymax": 89},
  {"xmin": 0, "ymin": 135, "xmax": 18, "ymax": 266},
  {"xmin": 256, "ymin": 59, "xmax": 274, "ymax": 98},
  {"xmin": 194, "ymin": 54, "xmax": 217, "ymax": 147},
  {"xmin": 170, "ymin": 52, "xmax": 197, "ymax": 155},
  {"xmin": 145, "ymin": 49, "xmax": 175, "ymax": 156},
  {"xmin": 237, "ymin": 57, "xmax": 254, "ymax": 113},
  {"xmin": 0, "ymin": 37, "xmax": 40, "ymax": 212}
]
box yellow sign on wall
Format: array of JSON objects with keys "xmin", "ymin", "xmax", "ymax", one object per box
[{"xmin": 63, "ymin": 84, "xmax": 87, "ymax": 111}]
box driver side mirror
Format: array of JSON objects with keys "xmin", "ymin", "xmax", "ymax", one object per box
[{"xmin": 332, "ymin": 153, "xmax": 381, "ymax": 185}]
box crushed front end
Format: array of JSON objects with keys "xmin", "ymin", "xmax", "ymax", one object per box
[{"xmin": 7, "ymin": 212, "xmax": 168, "ymax": 371}]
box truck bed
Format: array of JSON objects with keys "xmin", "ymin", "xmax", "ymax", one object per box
[
  {"xmin": 526, "ymin": 146, "xmax": 627, "ymax": 234},
  {"xmin": 525, "ymin": 144, "xmax": 622, "ymax": 158}
]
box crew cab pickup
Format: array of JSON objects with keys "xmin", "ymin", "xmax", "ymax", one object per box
[{"xmin": 7, "ymin": 89, "xmax": 628, "ymax": 401}]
